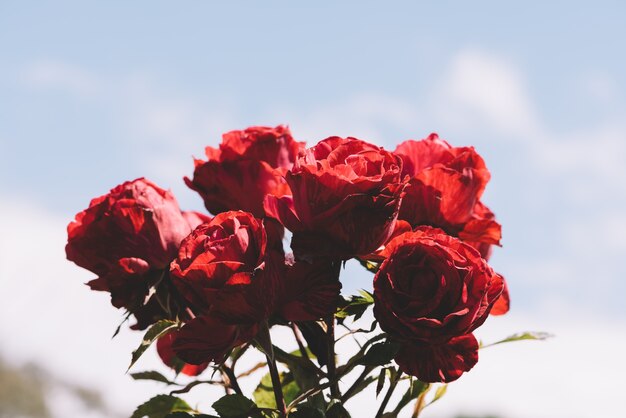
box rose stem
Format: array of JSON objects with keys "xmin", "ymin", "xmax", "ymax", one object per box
[
  {"xmin": 220, "ymin": 365, "xmax": 242, "ymax": 395},
  {"xmin": 326, "ymin": 260, "xmax": 343, "ymax": 399},
  {"xmin": 340, "ymin": 365, "xmax": 375, "ymax": 403},
  {"xmin": 375, "ymin": 369, "xmax": 401, "ymax": 418},
  {"xmin": 291, "ymin": 323, "xmax": 309, "ymax": 359},
  {"xmin": 257, "ymin": 322, "xmax": 287, "ymax": 417}
]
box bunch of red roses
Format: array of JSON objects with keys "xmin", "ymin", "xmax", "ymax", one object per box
[{"xmin": 66, "ymin": 126, "xmax": 510, "ymax": 417}]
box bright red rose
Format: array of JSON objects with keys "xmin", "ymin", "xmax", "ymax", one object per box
[
  {"xmin": 277, "ymin": 256, "xmax": 342, "ymax": 322},
  {"xmin": 171, "ymin": 315, "xmax": 259, "ymax": 365},
  {"xmin": 265, "ymin": 136, "xmax": 405, "ymax": 260},
  {"xmin": 66, "ymin": 178, "xmax": 195, "ymax": 274},
  {"xmin": 373, "ymin": 227, "xmax": 504, "ymax": 382},
  {"xmin": 170, "ymin": 211, "xmax": 280, "ymax": 324},
  {"xmin": 66, "ymin": 178, "xmax": 201, "ymax": 328},
  {"xmin": 157, "ymin": 331, "xmax": 209, "ymax": 376},
  {"xmin": 394, "ymin": 134, "xmax": 501, "ymax": 260},
  {"xmin": 185, "ymin": 125, "xmax": 303, "ymax": 217}
]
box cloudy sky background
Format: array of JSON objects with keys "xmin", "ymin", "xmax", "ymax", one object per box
[{"xmin": 1, "ymin": 1, "xmax": 626, "ymax": 417}]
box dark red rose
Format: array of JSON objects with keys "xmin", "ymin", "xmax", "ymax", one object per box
[
  {"xmin": 157, "ymin": 331, "xmax": 209, "ymax": 376},
  {"xmin": 171, "ymin": 315, "xmax": 259, "ymax": 365},
  {"xmin": 394, "ymin": 334, "xmax": 479, "ymax": 383},
  {"xmin": 394, "ymin": 134, "xmax": 501, "ymax": 260},
  {"xmin": 373, "ymin": 227, "xmax": 504, "ymax": 382},
  {"xmin": 66, "ymin": 178, "xmax": 201, "ymax": 328},
  {"xmin": 185, "ymin": 125, "xmax": 303, "ymax": 217},
  {"xmin": 277, "ymin": 256, "xmax": 342, "ymax": 322},
  {"xmin": 265, "ymin": 136, "xmax": 405, "ymax": 260},
  {"xmin": 66, "ymin": 178, "xmax": 195, "ymax": 275},
  {"xmin": 170, "ymin": 211, "xmax": 280, "ymax": 324}
]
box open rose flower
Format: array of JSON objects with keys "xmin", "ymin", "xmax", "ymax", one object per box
[
  {"xmin": 170, "ymin": 210, "xmax": 282, "ymax": 323},
  {"xmin": 265, "ymin": 136, "xmax": 405, "ymax": 260},
  {"xmin": 394, "ymin": 134, "xmax": 501, "ymax": 259},
  {"xmin": 373, "ymin": 227, "xmax": 504, "ymax": 382},
  {"xmin": 185, "ymin": 125, "xmax": 303, "ymax": 217},
  {"xmin": 65, "ymin": 178, "xmax": 207, "ymax": 328}
]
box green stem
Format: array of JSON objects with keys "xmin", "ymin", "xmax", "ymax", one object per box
[
  {"xmin": 325, "ymin": 314, "xmax": 340, "ymax": 399},
  {"xmin": 256, "ymin": 322, "xmax": 287, "ymax": 417},
  {"xmin": 375, "ymin": 370, "xmax": 401, "ymax": 418}
]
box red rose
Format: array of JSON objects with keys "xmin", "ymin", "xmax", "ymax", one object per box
[
  {"xmin": 66, "ymin": 178, "xmax": 200, "ymax": 328},
  {"xmin": 394, "ymin": 134, "xmax": 501, "ymax": 260},
  {"xmin": 373, "ymin": 227, "xmax": 504, "ymax": 382},
  {"xmin": 172, "ymin": 315, "xmax": 259, "ymax": 365},
  {"xmin": 265, "ymin": 136, "xmax": 405, "ymax": 260},
  {"xmin": 185, "ymin": 125, "xmax": 303, "ymax": 217},
  {"xmin": 170, "ymin": 211, "xmax": 280, "ymax": 324},
  {"xmin": 277, "ymin": 256, "xmax": 342, "ymax": 322},
  {"xmin": 66, "ymin": 178, "xmax": 194, "ymax": 274},
  {"xmin": 157, "ymin": 331, "xmax": 209, "ymax": 376}
]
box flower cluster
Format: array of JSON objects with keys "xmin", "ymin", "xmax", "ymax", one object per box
[{"xmin": 66, "ymin": 125, "xmax": 510, "ymax": 414}]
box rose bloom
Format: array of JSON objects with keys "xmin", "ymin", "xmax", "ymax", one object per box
[
  {"xmin": 170, "ymin": 210, "xmax": 281, "ymax": 323},
  {"xmin": 185, "ymin": 125, "xmax": 303, "ymax": 217},
  {"xmin": 169, "ymin": 211, "xmax": 283, "ymax": 364},
  {"xmin": 394, "ymin": 134, "xmax": 500, "ymax": 260},
  {"xmin": 65, "ymin": 178, "xmax": 208, "ymax": 328},
  {"xmin": 265, "ymin": 136, "xmax": 405, "ymax": 260},
  {"xmin": 373, "ymin": 227, "xmax": 504, "ymax": 382},
  {"xmin": 394, "ymin": 134, "xmax": 509, "ymax": 314}
]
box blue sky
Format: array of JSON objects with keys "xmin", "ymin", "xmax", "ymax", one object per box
[{"xmin": 1, "ymin": 2, "xmax": 626, "ymax": 417}]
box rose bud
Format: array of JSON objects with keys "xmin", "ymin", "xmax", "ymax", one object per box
[
  {"xmin": 373, "ymin": 227, "xmax": 504, "ymax": 382},
  {"xmin": 170, "ymin": 211, "xmax": 281, "ymax": 325},
  {"xmin": 157, "ymin": 331, "xmax": 209, "ymax": 376},
  {"xmin": 185, "ymin": 125, "xmax": 304, "ymax": 217},
  {"xmin": 265, "ymin": 136, "xmax": 405, "ymax": 260},
  {"xmin": 66, "ymin": 178, "xmax": 204, "ymax": 328},
  {"xmin": 394, "ymin": 134, "xmax": 501, "ymax": 260}
]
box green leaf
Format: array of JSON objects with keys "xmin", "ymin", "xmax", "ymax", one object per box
[
  {"xmin": 131, "ymin": 371, "xmax": 177, "ymax": 385},
  {"xmin": 166, "ymin": 413, "xmax": 218, "ymax": 418},
  {"xmin": 376, "ymin": 368, "xmax": 387, "ymax": 397},
  {"xmin": 428, "ymin": 384, "xmax": 447, "ymax": 405},
  {"xmin": 131, "ymin": 395, "xmax": 192, "ymax": 418},
  {"xmin": 335, "ymin": 291, "xmax": 375, "ymax": 322},
  {"xmin": 128, "ymin": 320, "xmax": 179, "ymax": 371},
  {"xmin": 212, "ymin": 394, "xmax": 256, "ymax": 418},
  {"xmin": 482, "ymin": 331, "xmax": 553, "ymax": 348},
  {"xmin": 326, "ymin": 399, "xmax": 350, "ymax": 418},
  {"xmin": 253, "ymin": 372, "xmax": 300, "ymax": 409},
  {"xmin": 288, "ymin": 405, "xmax": 326, "ymax": 418},
  {"xmin": 358, "ymin": 340, "xmax": 400, "ymax": 366},
  {"xmin": 357, "ymin": 258, "xmax": 380, "ymax": 273},
  {"xmin": 389, "ymin": 379, "xmax": 430, "ymax": 417}
]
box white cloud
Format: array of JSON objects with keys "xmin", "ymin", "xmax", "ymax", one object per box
[
  {"xmin": 21, "ymin": 61, "xmax": 102, "ymax": 98},
  {"xmin": 431, "ymin": 49, "xmax": 540, "ymax": 138}
]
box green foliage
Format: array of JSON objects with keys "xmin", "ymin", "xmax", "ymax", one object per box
[
  {"xmin": 212, "ymin": 394, "xmax": 257, "ymax": 418},
  {"xmin": 253, "ymin": 372, "xmax": 300, "ymax": 409},
  {"xmin": 387, "ymin": 378, "xmax": 430, "ymax": 417},
  {"xmin": 481, "ymin": 331, "xmax": 552, "ymax": 348},
  {"xmin": 326, "ymin": 399, "xmax": 351, "ymax": 418},
  {"xmin": 129, "ymin": 320, "xmax": 179, "ymax": 371},
  {"xmin": 288, "ymin": 405, "xmax": 326, "ymax": 418},
  {"xmin": 336, "ymin": 290, "xmax": 374, "ymax": 323},
  {"xmin": 131, "ymin": 370, "xmax": 178, "ymax": 385},
  {"xmin": 358, "ymin": 340, "xmax": 400, "ymax": 366},
  {"xmin": 131, "ymin": 395, "xmax": 192, "ymax": 418}
]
